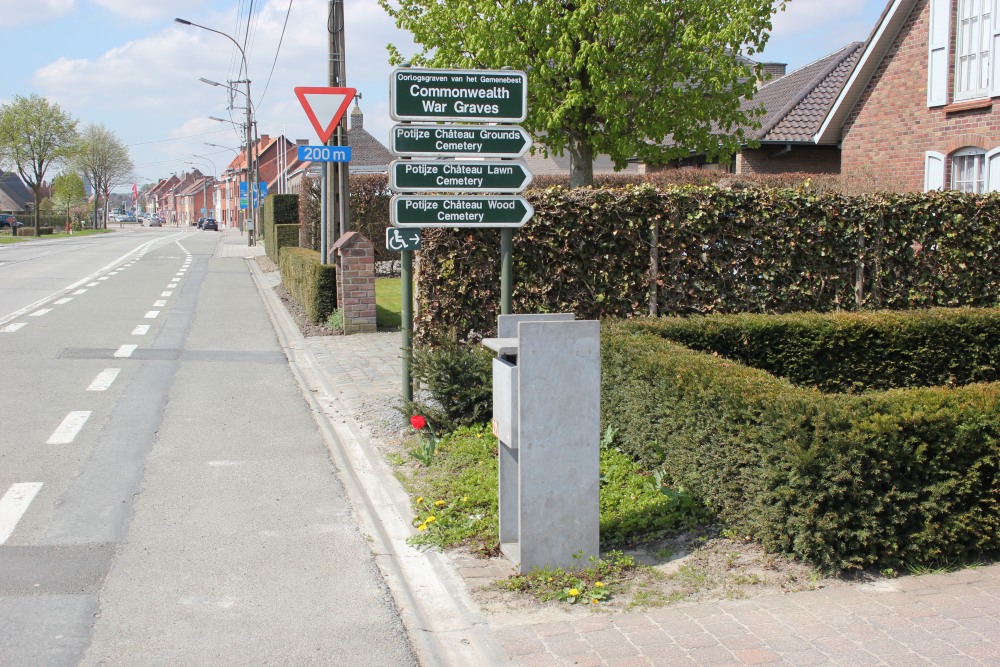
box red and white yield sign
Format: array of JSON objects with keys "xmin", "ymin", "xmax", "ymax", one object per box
[{"xmin": 294, "ymin": 87, "xmax": 356, "ymax": 143}]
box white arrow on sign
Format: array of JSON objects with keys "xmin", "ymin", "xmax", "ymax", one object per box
[{"xmin": 294, "ymin": 87, "xmax": 356, "ymax": 143}]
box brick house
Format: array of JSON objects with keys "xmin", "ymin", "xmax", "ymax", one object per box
[{"xmin": 815, "ymin": 0, "xmax": 1000, "ymax": 192}]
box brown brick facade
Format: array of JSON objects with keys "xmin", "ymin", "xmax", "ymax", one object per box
[
  {"xmin": 331, "ymin": 231, "xmax": 377, "ymax": 334},
  {"xmin": 841, "ymin": 0, "xmax": 1000, "ymax": 192},
  {"xmin": 736, "ymin": 146, "xmax": 842, "ymax": 175}
]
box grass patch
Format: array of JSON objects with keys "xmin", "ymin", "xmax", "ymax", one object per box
[
  {"xmin": 376, "ymin": 277, "xmax": 402, "ymax": 330},
  {"xmin": 0, "ymin": 229, "xmax": 112, "ymax": 243}
]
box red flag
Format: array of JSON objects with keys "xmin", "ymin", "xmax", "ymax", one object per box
[{"xmin": 132, "ymin": 183, "xmax": 138, "ymax": 200}]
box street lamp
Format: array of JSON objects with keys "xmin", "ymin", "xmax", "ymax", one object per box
[{"xmin": 175, "ymin": 17, "xmax": 257, "ymax": 246}]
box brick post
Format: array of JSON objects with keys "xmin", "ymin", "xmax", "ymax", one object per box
[{"xmin": 331, "ymin": 231, "xmax": 377, "ymax": 334}]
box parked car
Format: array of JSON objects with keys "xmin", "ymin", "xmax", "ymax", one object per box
[
  {"xmin": 148, "ymin": 218, "xmax": 162, "ymax": 227},
  {"xmin": 196, "ymin": 217, "xmax": 206, "ymax": 228},
  {"xmin": 0, "ymin": 214, "xmax": 24, "ymax": 228},
  {"xmin": 202, "ymin": 219, "xmax": 219, "ymax": 231}
]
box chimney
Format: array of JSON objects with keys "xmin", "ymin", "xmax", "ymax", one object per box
[
  {"xmin": 350, "ymin": 102, "xmax": 363, "ymax": 131},
  {"xmin": 760, "ymin": 62, "xmax": 787, "ymax": 83},
  {"xmin": 297, "ymin": 139, "xmax": 309, "ymax": 146}
]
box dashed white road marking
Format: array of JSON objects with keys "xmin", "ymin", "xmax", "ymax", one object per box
[
  {"xmin": 144, "ymin": 311, "xmax": 160, "ymax": 319},
  {"xmin": 87, "ymin": 368, "xmax": 121, "ymax": 391},
  {"xmin": 47, "ymin": 411, "xmax": 91, "ymax": 444},
  {"xmin": 54, "ymin": 298, "xmax": 72, "ymax": 305},
  {"xmin": 153, "ymin": 300, "xmax": 167, "ymax": 307},
  {"xmin": 132, "ymin": 325, "xmax": 150, "ymax": 335},
  {"xmin": 97, "ymin": 276, "xmax": 109, "ymax": 281},
  {"xmin": 0, "ymin": 483, "xmax": 43, "ymax": 544},
  {"xmin": 114, "ymin": 344, "xmax": 138, "ymax": 358},
  {"xmin": 73, "ymin": 289, "xmax": 88, "ymax": 295},
  {"xmin": 161, "ymin": 291, "xmax": 173, "ymax": 297},
  {"xmin": 86, "ymin": 282, "xmax": 99, "ymax": 287},
  {"xmin": 168, "ymin": 283, "xmax": 178, "ymax": 288},
  {"xmin": 29, "ymin": 309, "xmax": 51, "ymax": 317},
  {"xmin": 1, "ymin": 322, "xmax": 26, "ymax": 333}
]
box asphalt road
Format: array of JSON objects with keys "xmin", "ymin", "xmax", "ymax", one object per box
[{"xmin": 0, "ymin": 229, "xmax": 417, "ymax": 665}]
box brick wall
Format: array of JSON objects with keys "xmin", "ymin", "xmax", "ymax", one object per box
[
  {"xmin": 841, "ymin": 0, "xmax": 1000, "ymax": 192},
  {"xmin": 737, "ymin": 146, "xmax": 841, "ymax": 175},
  {"xmin": 332, "ymin": 231, "xmax": 376, "ymax": 334}
]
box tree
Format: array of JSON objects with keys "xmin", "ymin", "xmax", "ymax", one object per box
[
  {"xmin": 51, "ymin": 172, "xmax": 88, "ymax": 223},
  {"xmin": 0, "ymin": 94, "xmax": 78, "ymax": 231},
  {"xmin": 72, "ymin": 124, "xmax": 134, "ymax": 229},
  {"xmin": 380, "ymin": 0, "xmax": 781, "ymax": 187}
]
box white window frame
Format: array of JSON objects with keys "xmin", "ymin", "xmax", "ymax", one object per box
[
  {"xmin": 951, "ymin": 147, "xmax": 987, "ymax": 191},
  {"xmin": 928, "ymin": 0, "xmax": 1000, "ymax": 105},
  {"xmin": 954, "ymin": 0, "xmax": 993, "ymax": 101}
]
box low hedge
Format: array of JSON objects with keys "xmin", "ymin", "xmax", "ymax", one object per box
[
  {"xmin": 602, "ymin": 313, "xmax": 1000, "ymax": 572},
  {"xmin": 278, "ymin": 247, "xmax": 337, "ymax": 323}
]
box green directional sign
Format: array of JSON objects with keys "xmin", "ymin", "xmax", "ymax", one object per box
[
  {"xmin": 390, "ymin": 124, "xmax": 532, "ymax": 158},
  {"xmin": 391, "ymin": 68, "xmax": 528, "ymax": 122},
  {"xmin": 390, "ymin": 160, "xmax": 532, "ymax": 194},
  {"xmin": 391, "ymin": 195, "xmax": 534, "ymax": 228}
]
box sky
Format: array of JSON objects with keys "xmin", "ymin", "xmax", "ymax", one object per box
[{"xmin": 0, "ymin": 0, "xmax": 889, "ymax": 192}]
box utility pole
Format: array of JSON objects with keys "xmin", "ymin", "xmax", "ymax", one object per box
[{"xmin": 328, "ymin": 0, "xmax": 350, "ymax": 248}]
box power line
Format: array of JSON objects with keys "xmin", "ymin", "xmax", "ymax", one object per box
[{"xmin": 257, "ymin": 0, "xmax": 295, "ymax": 106}]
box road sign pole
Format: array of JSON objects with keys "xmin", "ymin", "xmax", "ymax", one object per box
[
  {"xmin": 501, "ymin": 228, "xmax": 513, "ymax": 315},
  {"xmin": 401, "ymin": 249, "xmax": 414, "ymax": 403}
]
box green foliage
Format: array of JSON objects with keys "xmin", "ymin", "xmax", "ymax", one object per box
[
  {"xmin": 50, "ymin": 172, "xmax": 87, "ymax": 218},
  {"xmin": 278, "ymin": 247, "xmax": 337, "ymax": 323},
  {"xmin": 501, "ymin": 551, "xmax": 638, "ymax": 605},
  {"xmin": 375, "ymin": 277, "xmax": 402, "ymax": 330},
  {"xmin": 380, "ymin": 0, "xmax": 780, "ymax": 186},
  {"xmin": 325, "ymin": 309, "xmax": 343, "ymax": 331},
  {"xmin": 262, "ymin": 195, "xmax": 300, "ymax": 263},
  {"xmin": 0, "ymin": 94, "xmax": 79, "ymax": 227},
  {"xmin": 413, "ymin": 186, "xmax": 1000, "ymax": 345},
  {"xmin": 602, "ymin": 314, "xmax": 1000, "ymax": 572},
  {"xmin": 71, "ymin": 124, "xmax": 133, "ymax": 229},
  {"xmin": 403, "ymin": 425, "xmax": 499, "ymax": 552},
  {"xmin": 406, "ymin": 339, "xmax": 494, "ymax": 431},
  {"xmin": 350, "ymin": 173, "xmax": 393, "ymax": 267}
]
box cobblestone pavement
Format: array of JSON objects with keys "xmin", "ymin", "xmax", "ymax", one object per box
[{"xmin": 243, "ymin": 229, "xmax": 1000, "ymax": 666}]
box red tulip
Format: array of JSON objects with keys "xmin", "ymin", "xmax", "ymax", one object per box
[{"xmin": 410, "ymin": 415, "xmax": 427, "ymax": 430}]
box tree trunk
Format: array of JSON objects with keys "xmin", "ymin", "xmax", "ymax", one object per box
[
  {"xmin": 33, "ymin": 189, "xmax": 40, "ymax": 234},
  {"xmin": 567, "ymin": 135, "xmax": 594, "ymax": 189}
]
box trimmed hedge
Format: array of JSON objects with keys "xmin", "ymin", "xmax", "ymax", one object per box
[
  {"xmin": 602, "ymin": 312, "xmax": 1000, "ymax": 572},
  {"xmin": 262, "ymin": 194, "xmax": 299, "ymax": 263},
  {"xmin": 413, "ymin": 186, "xmax": 1000, "ymax": 344},
  {"xmin": 278, "ymin": 247, "xmax": 337, "ymax": 323}
]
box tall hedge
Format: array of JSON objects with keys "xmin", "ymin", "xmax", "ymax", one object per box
[
  {"xmin": 413, "ymin": 186, "xmax": 1000, "ymax": 343},
  {"xmin": 262, "ymin": 194, "xmax": 299, "ymax": 263},
  {"xmin": 278, "ymin": 247, "xmax": 337, "ymax": 323}
]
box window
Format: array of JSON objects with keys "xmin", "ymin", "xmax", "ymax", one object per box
[
  {"xmin": 928, "ymin": 0, "xmax": 1000, "ymax": 105},
  {"xmin": 955, "ymin": 0, "xmax": 992, "ymax": 100},
  {"xmin": 951, "ymin": 148, "xmax": 986, "ymax": 191},
  {"xmin": 925, "ymin": 147, "xmax": 1000, "ymax": 191}
]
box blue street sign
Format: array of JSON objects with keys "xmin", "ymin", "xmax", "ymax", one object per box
[
  {"xmin": 298, "ymin": 145, "xmax": 352, "ymax": 163},
  {"xmin": 239, "ymin": 182, "xmax": 268, "ymax": 209}
]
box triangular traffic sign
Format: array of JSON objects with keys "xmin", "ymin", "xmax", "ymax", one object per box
[{"xmin": 294, "ymin": 86, "xmax": 356, "ymax": 143}]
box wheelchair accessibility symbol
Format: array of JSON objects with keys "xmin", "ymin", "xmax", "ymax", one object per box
[{"xmin": 386, "ymin": 228, "xmax": 422, "ymax": 251}]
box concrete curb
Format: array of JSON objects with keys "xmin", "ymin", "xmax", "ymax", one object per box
[{"xmin": 247, "ymin": 258, "xmax": 510, "ymax": 666}]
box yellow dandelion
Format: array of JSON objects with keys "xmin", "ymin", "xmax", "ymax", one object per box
[
  {"xmin": 591, "ymin": 599, "xmax": 598, "ymax": 605},
  {"xmin": 426, "ymin": 515, "xmax": 436, "ymax": 522},
  {"xmin": 461, "ymin": 496, "xmax": 469, "ymax": 502},
  {"xmin": 434, "ymin": 500, "xmax": 446, "ymax": 507},
  {"xmin": 568, "ymin": 588, "xmax": 580, "ymax": 597},
  {"xmin": 416, "ymin": 496, "xmax": 424, "ymax": 504},
  {"xmin": 594, "ymin": 581, "xmax": 605, "ymax": 588},
  {"xmin": 417, "ymin": 523, "xmax": 428, "ymax": 531}
]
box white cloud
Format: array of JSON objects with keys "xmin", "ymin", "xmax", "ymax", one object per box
[
  {"xmin": 88, "ymin": 0, "xmax": 207, "ymax": 22},
  {"xmin": 0, "ymin": 0, "xmax": 74, "ymax": 27}
]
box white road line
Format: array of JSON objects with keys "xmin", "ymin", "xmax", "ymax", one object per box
[
  {"xmin": 161, "ymin": 291, "xmax": 172, "ymax": 297},
  {"xmin": 73, "ymin": 289, "xmax": 88, "ymax": 295},
  {"xmin": 167, "ymin": 283, "xmax": 178, "ymax": 288},
  {"xmin": 1, "ymin": 322, "xmax": 26, "ymax": 333},
  {"xmin": 86, "ymin": 282, "xmax": 99, "ymax": 287},
  {"xmin": 47, "ymin": 411, "xmax": 91, "ymax": 444},
  {"xmin": 144, "ymin": 311, "xmax": 160, "ymax": 319},
  {"xmin": 132, "ymin": 325, "xmax": 150, "ymax": 335},
  {"xmin": 153, "ymin": 300, "xmax": 167, "ymax": 307},
  {"xmin": 0, "ymin": 483, "xmax": 43, "ymax": 544},
  {"xmin": 87, "ymin": 368, "xmax": 121, "ymax": 391},
  {"xmin": 97, "ymin": 277, "xmax": 109, "ymax": 281},
  {"xmin": 54, "ymin": 298, "xmax": 73, "ymax": 305},
  {"xmin": 114, "ymin": 344, "xmax": 138, "ymax": 358},
  {"xmin": 29, "ymin": 309, "xmax": 52, "ymax": 317}
]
